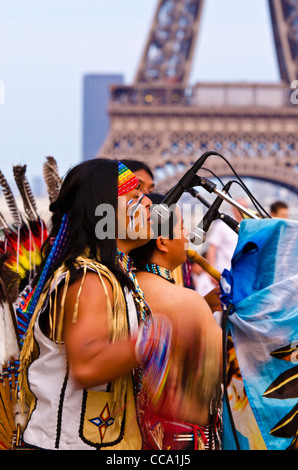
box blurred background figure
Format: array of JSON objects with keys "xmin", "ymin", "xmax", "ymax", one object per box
[
  {"xmin": 190, "ymin": 251, "xmax": 215, "ymax": 297},
  {"xmin": 205, "ymin": 198, "xmax": 249, "ymax": 281},
  {"xmin": 121, "ymin": 160, "xmax": 155, "ymax": 194},
  {"xmin": 202, "ymin": 198, "xmax": 249, "ymax": 325},
  {"xmin": 270, "ymin": 200, "xmax": 289, "ymax": 219}
]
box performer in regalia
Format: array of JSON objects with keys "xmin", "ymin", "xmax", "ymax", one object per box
[
  {"xmin": 17, "ymin": 158, "xmax": 156, "ymax": 449},
  {"xmin": 1, "ymin": 158, "xmax": 223, "ymax": 450},
  {"xmin": 130, "ymin": 194, "xmax": 223, "ymax": 450}
]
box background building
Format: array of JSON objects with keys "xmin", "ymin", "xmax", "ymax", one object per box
[{"xmin": 82, "ymin": 74, "xmax": 124, "ymax": 161}]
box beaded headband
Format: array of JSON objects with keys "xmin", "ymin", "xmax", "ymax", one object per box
[{"xmin": 118, "ymin": 161, "xmax": 139, "ymax": 197}]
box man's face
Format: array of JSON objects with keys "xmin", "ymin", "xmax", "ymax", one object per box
[
  {"xmin": 133, "ymin": 169, "xmax": 154, "ymax": 194},
  {"xmin": 117, "ymin": 185, "xmax": 153, "ymax": 243},
  {"xmin": 272, "ymin": 207, "xmax": 289, "ymax": 219}
]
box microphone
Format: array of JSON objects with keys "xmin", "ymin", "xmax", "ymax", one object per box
[
  {"xmin": 190, "ymin": 181, "xmax": 235, "ymax": 245},
  {"xmin": 188, "ymin": 188, "xmax": 211, "ymax": 208},
  {"xmin": 188, "ymin": 187, "xmax": 240, "ymax": 235},
  {"xmin": 152, "ymin": 151, "xmax": 215, "ymax": 222}
]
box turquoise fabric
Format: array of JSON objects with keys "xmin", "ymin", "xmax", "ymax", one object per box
[{"xmin": 221, "ymin": 218, "xmax": 298, "ymax": 450}]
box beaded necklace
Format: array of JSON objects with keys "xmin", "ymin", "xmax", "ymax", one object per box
[
  {"xmin": 117, "ymin": 249, "xmax": 152, "ymax": 398},
  {"xmin": 117, "ymin": 250, "xmax": 151, "ymax": 323},
  {"xmin": 139, "ymin": 263, "xmax": 176, "ymax": 284}
]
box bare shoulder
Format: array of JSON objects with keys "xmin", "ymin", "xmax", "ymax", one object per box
[
  {"xmin": 170, "ymin": 283, "xmax": 209, "ymax": 309},
  {"xmin": 136, "ymin": 271, "xmax": 210, "ymax": 314},
  {"xmin": 64, "ymin": 270, "xmax": 114, "ymax": 311}
]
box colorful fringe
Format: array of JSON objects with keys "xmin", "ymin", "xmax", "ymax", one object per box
[{"xmin": 135, "ymin": 316, "xmax": 172, "ymax": 407}]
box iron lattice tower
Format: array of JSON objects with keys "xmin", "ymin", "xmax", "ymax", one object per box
[{"xmin": 99, "ymin": 0, "xmax": 298, "ymax": 193}]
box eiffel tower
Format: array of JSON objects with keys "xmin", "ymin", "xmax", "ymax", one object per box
[{"xmin": 99, "ymin": 0, "xmax": 298, "ymax": 194}]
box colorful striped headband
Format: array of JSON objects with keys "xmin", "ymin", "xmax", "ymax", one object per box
[{"xmin": 118, "ymin": 161, "xmax": 139, "ymax": 197}]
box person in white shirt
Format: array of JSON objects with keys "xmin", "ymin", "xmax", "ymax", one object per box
[
  {"xmin": 205, "ymin": 199, "xmax": 249, "ymax": 279},
  {"xmin": 190, "ymin": 253, "xmax": 215, "ymax": 297},
  {"xmin": 204, "ymin": 199, "xmax": 249, "ymax": 325}
]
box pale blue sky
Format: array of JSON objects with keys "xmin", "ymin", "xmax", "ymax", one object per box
[{"xmin": 0, "ymin": 0, "xmax": 280, "ymax": 184}]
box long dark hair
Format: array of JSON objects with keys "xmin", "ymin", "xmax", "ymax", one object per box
[{"xmin": 34, "ymin": 158, "xmax": 131, "ymax": 288}]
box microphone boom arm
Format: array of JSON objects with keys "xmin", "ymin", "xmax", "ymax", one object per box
[
  {"xmin": 188, "ymin": 187, "xmax": 240, "ymax": 234},
  {"xmin": 197, "ymin": 177, "xmax": 260, "ymax": 220}
]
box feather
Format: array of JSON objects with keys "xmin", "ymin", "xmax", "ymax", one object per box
[
  {"xmin": 43, "ymin": 156, "xmax": 62, "ymax": 203},
  {"xmin": 0, "ymin": 254, "xmax": 21, "ymax": 361},
  {"xmin": 0, "ymin": 170, "xmax": 22, "ymax": 226},
  {"xmin": 13, "ymin": 165, "xmax": 38, "ymax": 221},
  {"xmin": 0, "ymin": 302, "xmax": 19, "ymax": 364},
  {"xmin": 0, "ymin": 268, "xmax": 19, "ymax": 448},
  {"xmin": 0, "ymin": 211, "xmax": 8, "ymax": 230},
  {"xmin": 14, "ymin": 401, "xmax": 29, "ymax": 433},
  {"xmin": 0, "ymin": 253, "xmax": 20, "ymax": 304}
]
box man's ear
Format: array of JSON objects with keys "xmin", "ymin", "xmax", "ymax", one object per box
[{"xmin": 155, "ymin": 236, "xmax": 169, "ymax": 253}]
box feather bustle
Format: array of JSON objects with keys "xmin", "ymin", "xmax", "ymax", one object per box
[
  {"xmin": 43, "ymin": 156, "xmax": 62, "ymax": 203},
  {"xmin": 13, "ymin": 165, "xmax": 38, "ymax": 221},
  {"xmin": 0, "ymin": 171, "xmax": 22, "ymax": 226}
]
